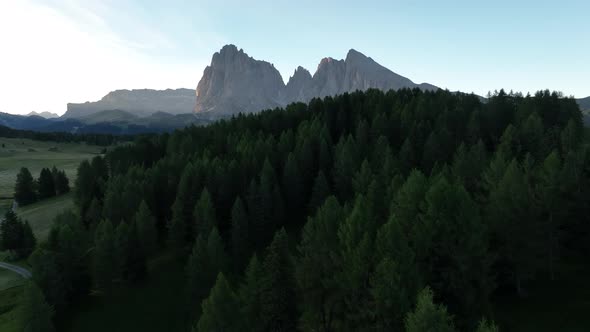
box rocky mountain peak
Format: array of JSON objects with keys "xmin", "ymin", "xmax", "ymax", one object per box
[
  {"xmin": 195, "ymin": 45, "xmax": 285, "ymax": 115},
  {"xmin": 193, "ymin": 45, "xmax": 439, "ymax": 117}
]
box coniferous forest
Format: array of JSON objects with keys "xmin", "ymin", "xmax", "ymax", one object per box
[{"xmin": 29, "ymin": 88, "xmax": 590, "ymax": 331}]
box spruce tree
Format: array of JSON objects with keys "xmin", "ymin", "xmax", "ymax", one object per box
[
  {"xmin": 37, "ymin": 168, "xmax": 56, "ymax": 199},
  {"xmin": 93, "ymin": 219, "xmax": 115, "ymax": 291},
  {"xmin": 135, "ymin": 200, "xmax": 158, "ymax": 257},
  {"xmin": 196, "ymin": 273, "xmax": 241, "ymax": 332},
  {"xmin": 230, "ymin": 197, "xmax": 249, "ymax": 271},
  {"xmin": 260, "ymin": 229, "xmax": 296, "ymax": 332},
  {"xmin": 405, "ymin": 287, "xmax": 456, "ymax": 332},
  {"xmin": 15, "ymin": 167, "xmax": 36, "ymax": 205},
  {"xmin": 239, "ymin": 254, "xmax": 264, "ymax": 332},
  {"xmin": 307, "ymin": 170, "xmax": 331, "ymax": 215},
  {"xmin": 193, "ymin": 188, "xmax": 216, "ymax": 239}
]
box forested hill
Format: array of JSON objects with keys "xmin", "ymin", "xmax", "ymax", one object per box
[{"xmin": 37, "ymin": 88, "xmax": 589, "ymax": 331}]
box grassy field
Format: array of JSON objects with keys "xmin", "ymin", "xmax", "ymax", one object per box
[
  {"xmin": 16, "ymin": 193, "xmax": 75, "ymax": 241},
  {"xmin": 0, "ymin": 285, "xmax": 24, "ymax": 332},
  {"xmin": 0, "ymin": 137, "xmax": 100, "ymax": 215}
]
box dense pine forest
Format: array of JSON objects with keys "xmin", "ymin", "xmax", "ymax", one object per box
[{"xmin": 26, "ymin": 88, "xmax": 590, "ymax": 331}]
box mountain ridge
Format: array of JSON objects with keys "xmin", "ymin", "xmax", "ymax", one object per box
[{"xmin": 194, "ymin": 45, "xmax": 439, "ymax": 116}]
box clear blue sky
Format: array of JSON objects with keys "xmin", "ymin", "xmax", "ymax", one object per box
[{"xmin": 1, "ymin": 0, "xmax": 588, "ymax": 114}]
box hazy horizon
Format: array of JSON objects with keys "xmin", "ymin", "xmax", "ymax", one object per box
[{"xmin": 1, "ymin": 0, "xmax": 589, "ymax": 115}]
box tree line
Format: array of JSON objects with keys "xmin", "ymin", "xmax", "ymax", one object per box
[
  {"xmin": 14, "ymin": 166, "xmax": 70, "ymax": 206},
  {"xmin": 0, "ymin": 124, "xmax": 133, "ymax": 146},
  {"xmin": 23, "ymin": 88, "xmax": 589, "ymax": 331}
]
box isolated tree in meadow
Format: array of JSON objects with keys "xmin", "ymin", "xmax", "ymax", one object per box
[
  {"xmin": 196, "ymin": 273, "xmax": 241, "ymax": 332},
  {"xmin": 15, "ymin": 167, "xmax": 36, "ymax": 205},
  {"xmin": 405, "ymin": 287, "xmax": 456, "ymax": 332},
  {"xmin": 135, "ymin": 200, "xmax": 157, "ymax": 257},
  {"xmin": 21, "ymin": 282, "xmax": 55, "ymax": 332},
  {"xmin": 37, "ymin": 168, "xmax": 56, "ymax": 199}
]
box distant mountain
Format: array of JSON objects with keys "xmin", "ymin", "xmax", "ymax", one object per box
[
  {"xmin": 577, "ymin": 96, "xmax": 590, "ymax": 111},
  {"xmin": 194, "ymin": 45, "xmax": 438, "ymax": 116},
  {"xmin": 0, "ymin": 110, "xmax": 212, "ymax": 135},
  {"xmin": 26, "ymin": 111, "xmax": 59, "ymax": 119},
  {"xmin": 64, "ymin": 88, "xmax": 196, "ymax": 119}
]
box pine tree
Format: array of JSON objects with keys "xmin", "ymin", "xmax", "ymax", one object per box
[
  {"xmin": 193, "ymin": 188, "xmax": 216, "ymax": 239},
  {"xmin": 416, "ymin": 177, "xmax": 491, "ymax": 324},
  {"xmin": 230, "ymin": 197, "xmax": 249, "ymax": 271},
  {"xmin": 21, "ymin": 282, "xmax": 55, "ymax": 332},
  {"xmin": 239, "ymin": 254, "xmax": 264, "ymax": 332},
  {"xmin": 336, "ymin": 195, "xmax": 374, "ymax": 329},
  {"xmin": 37, "ymin": 168, "xmax": 56, "ymax": 199},
  {"xmin": 307, "ymin": 170, "xmax": 331, "ymax": 215},
  {"xmin": 186, "ymin": 234, "xmax": 210, "ymax": 309},
  {"xmin": 15, "ymin": 167, "xmax": 36, "ymax": 205},
  {"xmin": 405, "ymin": 287, "xmax": 456, "ymax": 332},
  {"xmin": 196, "ymin": 273, "xmax": 241, "ymax": 332},
  {"xmin": 0, "ymin": 209, "xmax": 22, "ymax": 253},
  {"xmin": 30, "ymin": 249, "xmax": 67, "ymax": 313},
  {"xmin": 93, "ymin": 219, "xmax": 115, "ymax": 291},
  {"xmin": 475, "ymin": 319, "xmax": 499, "ymax": 332},
  {"xmin": 260, "ymin": 229, "xmax": 296, "ymax": 332},
  {"xmin": 85, "ymin": 198, "xmax": 102, "ymax": 227},
  {"xmin": 391, "ymin": 169, "xmax": 428, "ymax": 231},
  {"xmin": 21, "ymin": 221, "xmax": 36, "ymax": 258},
  {"xmin": 168, "ymin": 198, "xmax": 186, "ymax": 250},
  {"xmin": 114, "ymin": 221, "xmax": 131, "ymax": 280},
  {"xmin": 296, "ymin": 196, "xmax": 344, "ymax": 331},
  {"xmin": 135, "ymin": 200, "xmax": 157, "ymax": 257},
  {"xmin": 538, "ymin": 150, "xmax": 562, "ymax": 280},
  {"xmin": 282, "ymin": 152, "xmax": 304, "ymax": 219}
]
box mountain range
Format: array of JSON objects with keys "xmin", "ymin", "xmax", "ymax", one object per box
[
  {"xmin": 1, "ymin": 45, "xmax": 589, "ymax": 134},
  {"xmin": 194, "ymin": 45, "xmax": 438, "ymax": 116},
  {"xmin": 64, "ymin": 88, "xmax": 196, "ymax": 119}
]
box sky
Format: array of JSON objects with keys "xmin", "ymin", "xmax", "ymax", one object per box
[{"xmin": 0, "ymin": 0, "xmax": 589, "ymax": 115}]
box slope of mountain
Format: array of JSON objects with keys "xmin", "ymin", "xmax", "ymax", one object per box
[
  {"xmin": 26, "ymin": 111, "xmax": 59, "ymax": 119},
  {"xmin": 64, "ymin": 88, "xmax": 196, "ymax": 119},
  {"xmin": 194, "ymin": 45, "xmax": 439, "ymax": 116},
  {"xmin": 78, "ymin": 109, "xmax": 139, "ymax": 124},
  {"xmin": 578, "ymin": 96, "xmax": 590, "ymax": 111}
]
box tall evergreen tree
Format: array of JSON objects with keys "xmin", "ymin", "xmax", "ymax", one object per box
[
  {"xmin": 307, "ymin": 170, "xmax": 331, "ymax": 215},
  {"xmin": 37, "ymin": 168, "xmax": 56, "ymax": 199},
  {"xmin": 193, "ymin": 188, "xmax": 216, "ymax": 239},
  {"xmin": 196, "ymin": 273, "xmax": 241, "ymax": 332},
  {"xmin": 404, "ymin": 287, "xmax": 456, "ymax": 332},
  {"xmin": 93, "ymin": 219, "xmax": 116, "ymax": 291},
  {"xmin": 230, "ymin": 197, "xmax": 249, "ymax": 271},
  {"xmin": 260, "ymin": 229, "xmax": 296, "ymax": 332},
  {"xmin": 296, "ymin": 196, "xmax": 344, "ymax": 331},
  {"xmin": 239, "ymin": 254, "xmax": 264, "ymax": 332},
  {"xmin": 15, "ymin": 167, "xmax": 36, "ymax": 205},
  {"xmin": 135, "ymin": 200, "xmax": 158, "ymax": 257}
]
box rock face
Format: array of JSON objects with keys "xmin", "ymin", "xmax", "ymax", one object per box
[
  {"xmin": 64, "ymin": 88, "xmax": 196, "ymax": 119},
  {"xmin": 194, "ymin": 45, "xmax": 438, "ymax": 116},
  {"xmin": 195, "ymin": 45, "xmax": 285, "ymax": 115}
]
